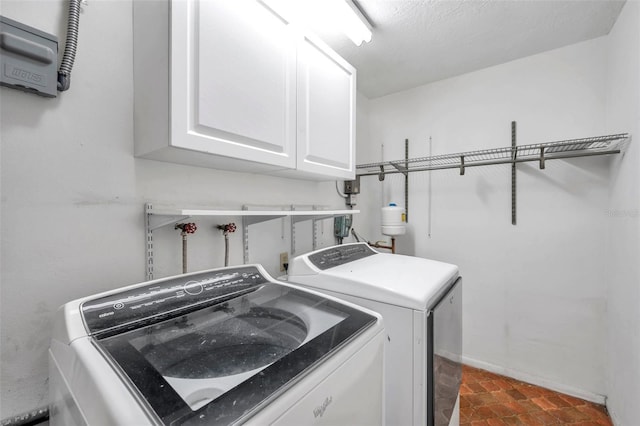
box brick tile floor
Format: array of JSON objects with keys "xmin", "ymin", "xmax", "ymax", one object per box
[{"xmin": 460, "ymin": 365, "xmax": 613, "ymax": 425}]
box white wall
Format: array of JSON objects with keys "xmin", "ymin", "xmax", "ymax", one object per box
[
  {"xmin": 2, "ymin": 0, "xmax": 636, "ymax": 420},
  {"xmin": 0, "ymin": 0, "xmax": 347, "ymax": 417},
  {"xmin": 604, "ymin": 2, "xmax": 640, "ymax": 425},
  {"xmin": 360, "ymin": 37, "xmax": 612, "ymax": 401},
  {"xmin": 351, "ymin": 92, "xmax": 374, "ymax": 239}
]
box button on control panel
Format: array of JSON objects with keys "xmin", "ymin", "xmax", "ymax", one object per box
[
  {"xmin": 81, "ymin": 266, "xmax": 268, "ymax": 335},
  {"xmin": 308, "ymin": 244, "xmax": 376, "ymax": 270},
  {"xmin": 183, "ymin": 281, "xmax": 203, "ymax": 295}
]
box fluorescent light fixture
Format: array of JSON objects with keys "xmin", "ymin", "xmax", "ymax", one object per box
[{"xmin": 263, "ymin": 0, "xmax": 372, "ymax": 46}]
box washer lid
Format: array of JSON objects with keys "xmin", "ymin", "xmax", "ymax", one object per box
[
  {"xmin": 92, "ymin": 269, "xmax": 379, "ymax": 426},
  {"xmin": 288, "ymin": 243, "xmax": 459, "ymax": 310}
]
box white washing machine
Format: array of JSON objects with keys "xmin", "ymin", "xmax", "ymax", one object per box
[
  {"xmin": 49, "ymin": 264, "xmax": 384, "ymax": 426},
  {"xmin": 287, "ymin": 243, "xmax": 462, "ymax": 426}
]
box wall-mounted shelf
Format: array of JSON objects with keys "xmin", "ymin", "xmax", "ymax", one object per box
[
  {"xmin": 148, "ymin": 207, "xmax": 358, "ymax": 228},
  {"xmin": 356, "ymin": 133, "xmax": 629, "ymax": 178},
  {"xmin": 144, "ymin": 203, "xmax": 358, "ymax": 279},
  {"xmin": 355, "ymin": 129, "xmax": 630, "ymax": 225}
]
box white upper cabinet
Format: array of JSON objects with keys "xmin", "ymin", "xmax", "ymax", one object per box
[
  {"xmin": 172, "ymin": 1, "xmax": 297, "ymax": 168},
  {"xmin": 134, "ymin": 0, "xmax": 356, "ymax": 180},
  {"xmin": 295, "ymin": 34, "xmax": 356, "ymax": 180}
]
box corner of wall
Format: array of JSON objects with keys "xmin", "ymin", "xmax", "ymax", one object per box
[{"xmin": 603, "ymin": 1, "xmax": 640, "ymax": 424}]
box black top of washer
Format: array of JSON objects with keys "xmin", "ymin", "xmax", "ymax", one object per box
[{"xmin": 82, "ymin": 266, "xmax": 378, "ymax": 425}]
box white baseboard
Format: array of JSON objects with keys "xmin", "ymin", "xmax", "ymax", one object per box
[
  {"xmin": 461, "ymin": 356, "xmax": 606, "ymax": 405},
  {"xmin": 607, "ymin": 407, "xmax": 620, "ymax": 426}
]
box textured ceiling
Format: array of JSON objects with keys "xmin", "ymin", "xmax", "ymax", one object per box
[{"xmin": 315, "ymin": 0, "xmax": 626, "ymax": 98}]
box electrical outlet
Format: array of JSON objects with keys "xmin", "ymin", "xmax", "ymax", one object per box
[{"xmin": 280, "ymin": 252, "xmax": 289, "ymax": 272}]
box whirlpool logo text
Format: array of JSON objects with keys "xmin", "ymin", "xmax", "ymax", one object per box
[{"xmin": 313, "ymin": 396, "xmax": 333, "ymax": 418}]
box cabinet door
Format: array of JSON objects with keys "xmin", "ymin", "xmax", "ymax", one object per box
[
  {"xmin": 297, "ymin": 35, "xmax": 356, "ymax": 180},
  {"xmin": 170, "ymin": 0, "xmax": 297, "ymax": 168}
]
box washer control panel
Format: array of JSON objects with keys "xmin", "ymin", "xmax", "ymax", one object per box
[
  {"xmin": 308, "ymin": 243, "xmax": 377, "ymax": 270},
  {"xmin": 81, "ymin": 266, "xmax": 268, "ymax": 335}
]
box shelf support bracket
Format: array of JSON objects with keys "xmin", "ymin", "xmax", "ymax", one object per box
[
  {"xmin": 312, "ymin": 206, "xmax": 319, "ymax": 251},
  {"xmin": 389, "ymin": 140, "xmax": 410, "ymax": 222},
  {"xmin": 242, "ymin": 205, "xmax": 250, "ymax": 264},
  {"xmin": 242, "ymin": 216, "xmax": 249, "ymax": 264},
  {"xmin": 378, "ymin": 165, "xmax": 385, "ymax": 181},
  {"xmin": 539, "ymin": 147, "xmax": 546, "ymax": 169},
  {"xmin": 145, "ymin": 203, "xmax": 154, "ymax": 281},
  {"xmin": 390, "ymin": 162, "xmax": 408, "ymax": 176},
  {"xmin": 290, "ymin": 205, "xmax": 296, "ymax": 256},
  {"xmin": 405, "ymin": 139, "xmax": 409, "ymax": 222},
  {"xmin": 460, "ymin": 155, "xmax": 465, "ymax": 175},
  {"xmin": 145, "ymin": 202, "xmax": 190, "ymax": 280},
  {"xmin": 240, "ymin": 206, "xmax": 288, "ymax": 263},
  {"xmin": 511, "ymin": 121, "xmax": 517, "ymax": 226}
]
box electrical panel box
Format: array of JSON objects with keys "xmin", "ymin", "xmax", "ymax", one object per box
[{"xmin": 0, "ymin": 16, "xmax": 58, "ymax": 97}]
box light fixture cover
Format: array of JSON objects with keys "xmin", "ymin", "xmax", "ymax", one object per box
[{"xmin": 263, "ymin": 0, "xmax": 372, "ymax": 46}]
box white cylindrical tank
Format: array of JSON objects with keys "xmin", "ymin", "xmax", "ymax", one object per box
[{"xmin": 381, "ymin": 203, "xmax": 406, "ymax": 236}]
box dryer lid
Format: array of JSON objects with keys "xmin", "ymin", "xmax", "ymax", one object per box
[
  {"xmin": 91, "ymin": 268, "xmax": 378, "ymax": 425},
  {"xmin": 288, "ymin": 243, "xmax": 459, "ymax": 310}
]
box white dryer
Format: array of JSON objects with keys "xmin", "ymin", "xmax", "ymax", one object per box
[
  {"xmin": 287, "ymin": 243, "xmax": 462, "ymax": 426},
  {"xmin": 49, "ymin": 265, "xmax": 384, "ymax": 426}
]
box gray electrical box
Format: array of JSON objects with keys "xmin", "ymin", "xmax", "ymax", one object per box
[
  {"xmin": 344, "ymin": 176, "xmax": 361, "ymax": 194},
  {"xmin": 0, "ymin": 16, "xmax": 58, "ymax": 97}
]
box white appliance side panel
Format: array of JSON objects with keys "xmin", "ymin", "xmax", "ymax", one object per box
[
  {"xmin": 248, "ymin": 326, "xmax": 384, "ymax": 426},
  {"xmin": 432, "ymin": 278, "xmax": 463, "ymax": 426},
  {"xmin": 284, "ymin": 284, "xmax": 416, "ymax": 426},
  {"xmin": 49, "ymin": 338, "xmax": 154, "ymax": 426},
  {"xmin": 414, "ymin": 310, "xmax": 428, "ymax": 426},
  {"xmin": 367, "ymin": 299, "xmax": 416, "ymax": 426},
  {"xmin": 49, "ymin": 348, "xmax": 87, "ymax": 426}
]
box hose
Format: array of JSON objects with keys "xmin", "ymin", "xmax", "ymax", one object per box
[
  {"xmin": 57, "ymin": 0, "xmax": 82, "ymax": 91},
  {"xmin": 175, "ymin": 223, "xmax": 197, "ymax": 274},
  {"xmin": 351, "ymin": 228, "xmax": 364, "ymax": 242},
  {"xmin": 181, "ymin": 234, "xmax": 188, "ymax": 274},
  {"xmin": 217, "ymin": 223, "xmax": 237, "ymax": 267},
  {"xmin": 223, "ymin": 234, "xmax": 230, "ymax": 267}
]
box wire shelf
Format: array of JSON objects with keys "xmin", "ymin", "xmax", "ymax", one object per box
[{"xmin": 356, "ymin": 133, "xmax": 630, "ymax": 177}]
